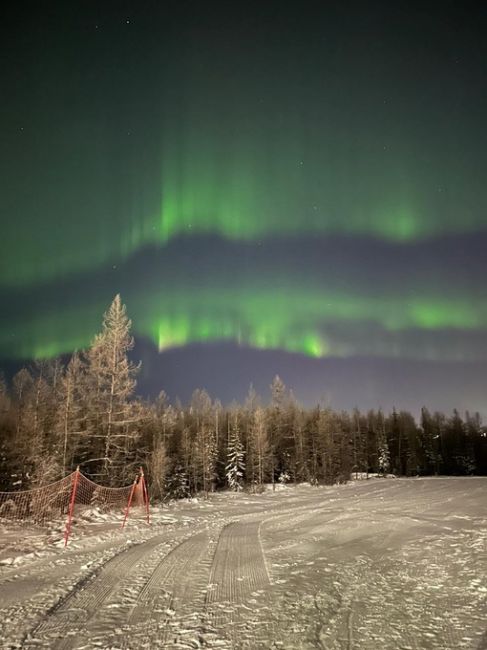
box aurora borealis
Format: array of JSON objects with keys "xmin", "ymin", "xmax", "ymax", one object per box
[{"xmin": 1, "ymin": 2, "xmax": 487, "ymax": 413}]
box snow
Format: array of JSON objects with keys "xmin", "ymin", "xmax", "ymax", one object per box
[{"xmin": 0, "ymin": 477, "xmax": 486, "ymax": 649}]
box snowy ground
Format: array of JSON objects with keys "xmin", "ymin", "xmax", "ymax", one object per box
[{"xmin": 0, "ymin": 477, "xmax": 486, "ymax": 649}]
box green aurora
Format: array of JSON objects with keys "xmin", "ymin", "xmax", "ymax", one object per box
[
  {"xmin": 3, "ymin": 280, "xmax": 487, "ymax": 362},
  {"xmin": 1, "ymin": 123, "xmax": 484, "ymax": 290},
  {"xmin": 1, "ymin": 0, "xmax": 487, "ymax": 412},
  {"xmin": 2, "ymin": 4, "xmax": 486, "ymax": 290}
]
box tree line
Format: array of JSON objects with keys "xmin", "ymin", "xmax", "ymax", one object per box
[{"xmin": 0, "ymin": 296, "xmax": 486, "ymax": 495}]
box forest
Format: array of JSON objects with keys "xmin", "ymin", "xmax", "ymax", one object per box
[{"xmin": 0, "ymin": 296, "xmax": 486, "ymax": 495}]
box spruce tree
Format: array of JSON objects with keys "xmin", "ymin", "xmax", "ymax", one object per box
[{"xmin": 226, "ymin": 414, "xmax": 245, "ymax": 491}]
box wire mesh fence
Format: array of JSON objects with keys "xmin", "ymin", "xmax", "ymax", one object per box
[{"xmin": 0, "ymin": 468, "xmax": 150, "ymax": 545}]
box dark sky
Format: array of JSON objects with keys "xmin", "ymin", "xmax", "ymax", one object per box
[{"xmin": 1, "ymin": 1, "xmax": 487, "ymax": 414}]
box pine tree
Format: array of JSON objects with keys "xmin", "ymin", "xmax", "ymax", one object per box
[
  {"xmin": 318, "ymin": 407, "xmax": 346, "ymax": 484},
  {"xmin": 269, "ymin": 375, "xmax": 287, "ymax": 490},
  {"xmin": 200, "ymin": 424, "xmax": 217, "ymax": 496},
  {"xmin": 27, "ymin": 361, "xmax": 62, "ymax": 485},
  {"xmin": 13, "ymin": 368, "xmax": 33, "ymax": 439},
  {"xmin": 166, "ymin": 463, "xmax": 190, "ymax": 499},
  {"xmin": 248, "ymin": 406, "xmax": 269, "ymax": 489},
  {"xmin": 56, "ymin": 352, "xmax": 85, "ymax": 474},
  {"xmin": 190, "ymin": 389, "xmax": 217, "ymax": 494},
  {"xmin": 84, "ymin": 295, "xmax": 140, "ymax": 483},
  {"xmin": 149, "ymin": 441, "xmax": 169, "ymax": 501},
  {"xmin": 11, "ymin": 368, "xmax": 35, "ymax": 485},
  {"xmin": 376, "ymin": 409, "xmax": 390, "ymax": 475},
  {"xmin": 420, "ymin": 407, "xmax": 441, "ymax": 475},
  {"xmin": 0, "ymin": 375, "xmax": 14, "ymax": 490},
  {"xmin": 226, "ymin": 414, "xmax": 245, "ymax": 491}
]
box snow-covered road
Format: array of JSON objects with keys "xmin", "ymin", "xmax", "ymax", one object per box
[{"xmin": 1, "ymin": 477, "xmax": 485, "ymax": 649}]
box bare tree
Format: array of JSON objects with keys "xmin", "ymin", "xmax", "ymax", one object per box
[
  {"xmin": 149, "ymin": 441, "xmax": 169, "ymax": 502},
  {"xmin": 248, "ymin": 407, "xmax": 269, "ymax": 488},
  {"xmin": 56, "ymin": 352, "xmax": 85, "ymax": 474},
  {"xmin": 269, "ymin": 375, "xmax": 287, "ymax": 490},
  {"xmin": 84, "ymin": 295, "xmax": 140, "ymax": 483}
]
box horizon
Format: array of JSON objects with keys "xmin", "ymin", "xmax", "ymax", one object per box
[{"xmin": 2, "ymin": 333, "xmax": 486, "ymax": 420}]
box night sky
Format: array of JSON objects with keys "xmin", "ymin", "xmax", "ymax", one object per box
[{"xmin": 1, "ymin": 2, "xmax": 487, "ymax": 414}]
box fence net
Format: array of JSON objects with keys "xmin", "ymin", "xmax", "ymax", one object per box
[
  {"xmin": 0, "ymin": 473, "xmax": 74, "ymax": 526},
  {"xmin": 0, "ymin": 469, "xmax": 147, "ymax": 529}
]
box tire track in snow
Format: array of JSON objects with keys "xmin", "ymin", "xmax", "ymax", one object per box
[
  {"xmin": 23, "ymin": 534, "xmax": 167, "ymax": 649},
  {"xmin": 478, "ymin": 629, "xmax": 487, "ymax": 650},
  {"xmin": 123, "ymin": 528, "xmax": 211, "ymax": 648},
  {"xmin": 204, "ymin": 520, "xmax": 269, "ymax": 643},
  {"xmin": 129, "ymin": 529, "xmax": 209, "ymax": 623}
]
